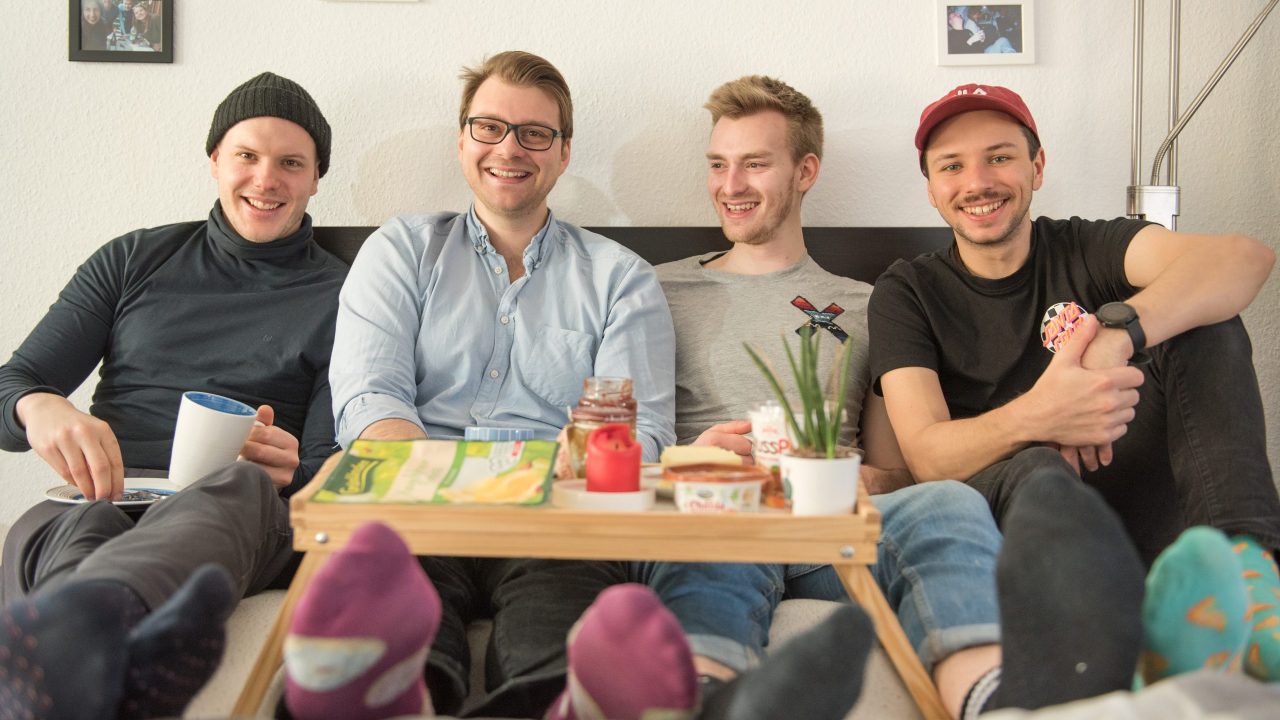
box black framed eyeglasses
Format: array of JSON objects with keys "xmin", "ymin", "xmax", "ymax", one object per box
[{"xmin": 465, "ymin": 116, "xmax": 563, "ymax": 151}]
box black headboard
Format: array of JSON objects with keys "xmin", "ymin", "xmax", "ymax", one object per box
[{"xmin": 313, "ymin": 226, "xmax": 953, "ymax": 285}]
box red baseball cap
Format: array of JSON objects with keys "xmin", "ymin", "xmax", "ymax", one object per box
[{"xmin": 915, "ymin": 84, "xmax": 1039, "ymax": 165}]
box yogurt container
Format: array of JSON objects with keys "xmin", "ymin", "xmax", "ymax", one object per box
[{"xmin": 667, "ymin": 463, "xmax": 769, "ymax": 513}]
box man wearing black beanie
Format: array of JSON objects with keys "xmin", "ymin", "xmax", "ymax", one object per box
[{"xmin": 0, "ymin": 71, "xmax": 347, "ymax": 719}]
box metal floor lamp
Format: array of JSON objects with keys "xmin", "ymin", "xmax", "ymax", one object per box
[{"xmin": 1127, "ymin": 0, "xmax": 1277, "ymax": 230}]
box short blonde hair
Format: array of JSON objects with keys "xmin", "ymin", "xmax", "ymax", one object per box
[
  {"xmin": 458, "ymin": 51, "xmax": 573, "ymax": 139},
  {"xmin": 704, "ymin": 75, "xmax": 823, "ymax": 161}
]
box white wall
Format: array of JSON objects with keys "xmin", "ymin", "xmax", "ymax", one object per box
[{"xmin": 2, "ymin": 1, "xmax": 1277, "ymax": 525}]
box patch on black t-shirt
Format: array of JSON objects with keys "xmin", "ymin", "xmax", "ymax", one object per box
[{"xmin": 1039, "ymin": 301, "xmax": 1088, "ymax": 353}]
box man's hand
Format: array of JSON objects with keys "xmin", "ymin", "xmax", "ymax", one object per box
[
  {"xmin": 239, "ymin": 405, "xmax": 299, "ymax": 489},
  {"xmin": 554, "ymin": 425, "xmax": 574, "ymax": 479},
  {"xmin": 1025, "ymin": 315, "xmax": 1144, "ymax": 454},
  {"xmin": 1061, "ymin": 323, "xmax": 1140, "ymax": 472},
  {"xmin": 692, "ymin": 420, "xmax": 755, "ymax": 464},
  {"xmin": 16, "ymin": 392, "xmax": 123, "ymax": 501}
]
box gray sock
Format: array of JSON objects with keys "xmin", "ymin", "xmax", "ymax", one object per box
[
  {"xmin": 985, "ymin": 467, "xmax": 1144, "ymax": 710},
  {"xmin": 698, "ymin": 604, "xmax": 872, "ymax": 720}
]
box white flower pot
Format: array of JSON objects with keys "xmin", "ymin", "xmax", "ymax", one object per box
[{"xmin": 779, "ymin": 452, "xmax": 861, "ymax": 516}]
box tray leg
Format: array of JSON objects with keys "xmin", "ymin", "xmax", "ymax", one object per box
[
  {"xmin": 232, "ymin": 550, "xmax": 330, "ymax": 716},
  {"xmin": 836, "ymin": 563, "xmax": 950, "ymax": 720}
]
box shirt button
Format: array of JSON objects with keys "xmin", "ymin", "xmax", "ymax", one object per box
[
  {"xmin": 489, "ymin": 369, "xmax": 499, "ymax": 379},
  {"xmin": 500, "ymin": 315, "xmax": 510, "ymax": 325},
  {"xmin": 493, "ymin": 265, "xmax": 504, "ymax": 274}
]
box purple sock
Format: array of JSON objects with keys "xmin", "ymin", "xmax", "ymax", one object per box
[
  {"xmin": 285, "ymin": 522, "xmax": 441, "ymax": 720},
  {"xmin": 545, "ymin": 583, "xmax": 698, "ymax": 720}
]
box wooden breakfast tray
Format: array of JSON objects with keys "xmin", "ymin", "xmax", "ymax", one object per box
[{"xmin": 234, "ymin": 453, "xmax": 947, "ymax": 719}]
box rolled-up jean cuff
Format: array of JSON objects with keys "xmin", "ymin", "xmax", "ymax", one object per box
[
  {"xmin": 685, "ymin": 632, "xmax": 761, "ymax": 673},
  {"xmin": 918, "ymin": 623, "xmax": 1002, "ymax": 674}
]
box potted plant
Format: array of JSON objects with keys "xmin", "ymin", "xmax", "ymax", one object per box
[{"xmin": 744, "ymin": 326, "xmax": 861, "ymax": 515}]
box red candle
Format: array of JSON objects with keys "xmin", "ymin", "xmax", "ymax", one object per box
[{"xmin": 585, "ymin": 423, "xmax": 641, "ymax": 492}]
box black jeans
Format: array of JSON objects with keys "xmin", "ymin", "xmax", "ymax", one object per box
[
  {"xmin": 8, "ymin": 462, "xmax": 297, "ymax": 609},
  {"xmin": 967, "ymin": 317, "xmax": 1280, "ymax": 566},
  {"xmin": 419, "ymin": 555, "xmax": 625, "ymax": 718}
]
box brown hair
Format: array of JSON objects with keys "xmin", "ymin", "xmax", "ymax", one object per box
[
  {"xmin": 458, "ymin": 51, "xmax": 573, "ymax": 140},
  {"xmin": 704, "ymin": 75, "xmax": 823, "ymax": 161}
]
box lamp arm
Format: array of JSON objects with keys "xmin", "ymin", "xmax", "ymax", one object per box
[{"xmin": 1149, "ymin": 0, "xmax": 1278, "ymax": 185}]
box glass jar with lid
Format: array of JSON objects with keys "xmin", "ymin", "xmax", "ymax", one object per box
[{"xmin": 567, "ymin": 377, "xmax": 637, "ymax": 479}]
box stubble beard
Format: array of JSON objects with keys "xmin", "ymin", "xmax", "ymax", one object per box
[
  {"xmin": 951, "ymin": 194, "xmax": 1029, "ymax": 251},
  {"xmin": 720, "ymin": 190, "xmax": 796, "ymax": 247}
]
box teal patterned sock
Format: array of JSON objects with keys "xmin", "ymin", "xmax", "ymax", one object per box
[
  {"xmin": 1140, "ymin": 527, "xmax": 1248, "ymax": 685},
  {"xmin": 1230, "ymin": 535, "xmax": 1280, "ymax": 682}
]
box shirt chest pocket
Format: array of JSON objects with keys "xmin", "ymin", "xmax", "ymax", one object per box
[{"xmin": 513, "ymin": 325, "xmax": 596, "ymax": 409}]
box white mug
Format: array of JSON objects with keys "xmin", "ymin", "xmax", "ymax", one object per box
[{"xmin": 168, "ymin": 391, "xmax": 257, "ymax": 488}]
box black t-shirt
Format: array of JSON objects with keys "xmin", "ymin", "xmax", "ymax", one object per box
[{"xmin": 868, "ymin": 216, "xmax": 1150, "ymax": 421}]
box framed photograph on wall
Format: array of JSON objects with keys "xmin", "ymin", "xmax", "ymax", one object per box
[
  {"xmin": 937, "ymin": 2, "xmax": 1036, "ymax": 66},
  {"xmin": 70, "ymin": 0, "xmax": 173, "ymax": 63}
]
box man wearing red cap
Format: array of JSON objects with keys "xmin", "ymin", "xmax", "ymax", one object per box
[{"xmin": 870, "ymin": 84, "xmax": 1280, "ymax": 682}]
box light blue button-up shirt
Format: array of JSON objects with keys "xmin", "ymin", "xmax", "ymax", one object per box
[{"xmin": 330, "ymin": 208, "xmax": 676, "ymax": 461}]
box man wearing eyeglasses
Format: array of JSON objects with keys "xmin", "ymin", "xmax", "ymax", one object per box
[{"xmin": 321, "ymin": 51, "xmax": 675, "ymax": 717}]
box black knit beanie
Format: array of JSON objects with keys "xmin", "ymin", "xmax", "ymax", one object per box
[{"xmin": 205, "ymin": 72, "xmax": 332, "ymax": 177}]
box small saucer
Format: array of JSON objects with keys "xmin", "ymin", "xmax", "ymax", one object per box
[
  {"xmin": 552, "ymin": 479, "xmax": 656, "ymax": 511},
  {"xmin": 45, "ymin": 477, "xmax": 180, "ymax": 507}
]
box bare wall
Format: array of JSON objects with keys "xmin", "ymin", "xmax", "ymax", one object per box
[{"xmin": 1, "ymin": 1, "xmax": 1276, "ymax": 524}]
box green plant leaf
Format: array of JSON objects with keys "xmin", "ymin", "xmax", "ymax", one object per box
[
  {"xmin": 744, "ymin": 341, "xmax": 803, "ymax": 444},
  {"xmin": 780, "ymin": 333, "xmax": 812, "ymax": 447}
]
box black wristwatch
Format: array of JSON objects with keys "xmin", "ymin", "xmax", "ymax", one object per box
[{"xmin": 1096, "ymin": 302, "xmax": 1150, "ymax": 364}]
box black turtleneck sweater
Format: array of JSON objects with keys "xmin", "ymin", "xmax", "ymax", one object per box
[{"xmin": 0, "ymin": 204, "xmax": 348, "ymax": 496}]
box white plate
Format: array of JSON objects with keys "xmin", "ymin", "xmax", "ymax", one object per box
[
  {"xmin": 643, "ymin": 465, "xmax": 672, "ymax": 498},
  {"xmin": 552, "ymin": 479, "xmax": 656, "ymax": 511},
  {"xmin": 45, "ymin": 477, "xmax": 180, "ymax": 507}
]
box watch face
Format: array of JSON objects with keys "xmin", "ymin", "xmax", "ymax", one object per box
[{"xmin": 1097, "ymin": 302, "xmax": 1136, "ymax": 326}]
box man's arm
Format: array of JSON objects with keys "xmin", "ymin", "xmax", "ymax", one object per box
[
  {"xmin": 592, "ymin": 257, "xmax": 676, "ymax": 462},
  {"xmin": 857, "ymin": 391, "xmax": 914, "ymax": 494},
  {"xmin": 1064, "ymin": 227, "xmax": 1274, "ymax": 470},
  {"xmin": 329, "ymin": 220, "xmax": 431, "ymax": 447},
  {"xmin": 0, "ymin": 240, "xmax": 128, "ymax": 499},
  {"xmin": 1121, "ymin": 227, "xmax": 1272, "ymax": 349},
  {"xmin": 359, "ymin": 419, "xmax": 428, "ymax": 441},
  {"xmin": 883, "ymin": 315, "xmax": 1143, "ymax": 482}
]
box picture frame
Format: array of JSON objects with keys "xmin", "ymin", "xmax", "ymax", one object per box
[
  {"xmin": 937, "ymin": 2, "xmax": 1035, "ymax": 66},
  {"xmin": 70, "ymin": 0, "xmax": 173, "ymax": 63}
]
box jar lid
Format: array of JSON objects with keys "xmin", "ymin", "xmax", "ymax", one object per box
[{"xmin": 464, "ymin": 426, "xmax": 536, "ymax": 442}]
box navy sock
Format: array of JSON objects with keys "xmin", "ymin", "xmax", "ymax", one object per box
[
  {"xmin": 118, "ymin": 564, "xmax": 236, "ymax": 720},
  {"xmin": 1, "ymin": 579, "xmax": 140, "ymax": 720},
  {"xmin": 698, "ymin": 605, "xmax": 872, "ymax": 720},
  {"xmin": 986, "ymin": 468, "xmax": 1145, "ymax": 710}
]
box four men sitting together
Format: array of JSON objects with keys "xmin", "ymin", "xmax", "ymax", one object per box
[{"xmin": 1, "ymin": 50, "xmax": 1278, "ymax": 720}]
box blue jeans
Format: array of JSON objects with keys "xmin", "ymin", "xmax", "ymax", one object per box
[{"xmin": 630, "ymin": 480, "xmax": 1002, "ymax": 673}]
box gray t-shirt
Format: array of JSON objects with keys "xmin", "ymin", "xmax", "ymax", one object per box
[{"xmin": 657, "ymin": 252, "xmax": 873, "ymax": 447}]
